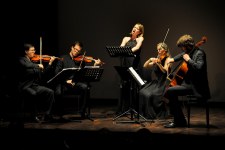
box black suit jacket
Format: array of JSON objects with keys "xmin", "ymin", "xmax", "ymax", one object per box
[
  {"xmin": 16, "ymin": 56, "xmax": 53, "ymax": 93},
  {"xmin": 174, "ymin": 48, "xmax": 211, "ymax": 99}
]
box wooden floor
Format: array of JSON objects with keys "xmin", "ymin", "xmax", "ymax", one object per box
[{"xmin": 1, "ymin": 100, "xmax": 225, "ymax": 149}]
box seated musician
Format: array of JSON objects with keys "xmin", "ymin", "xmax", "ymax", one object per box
[
  {"xmin": 16, "ymin": 43, "xmax": 57, "ymax": 123},
  {"xmin": 139, "ymin": 42, "xmax": 171, "ymax": 119},
  {"xmin": 164, "ymin": 34, "xmax": 211, "ymax": 128},
  {"xmin": 54, "ymin": 41, "xmax": 103, "ymax": 119}
]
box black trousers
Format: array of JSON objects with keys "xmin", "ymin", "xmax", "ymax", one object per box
[
  {"xmin": 21, "ymin": 84, "xmax": 55, "ymax": 115},
  {"xmin": 55, "ymin": 82, "xmax": 88, "ymax": 115},
  {"xmin": 165, "ymin": 85, "xmax": 192, "ymax": 124}
]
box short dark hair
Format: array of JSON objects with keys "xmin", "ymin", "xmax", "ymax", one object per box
[
  {"xmin": 71, "ymin": 41, "xmax": 83, "ymax": 49},
  {"xmin": 24, "ymin": 43, "xmax": 34, "ymax": 51}
]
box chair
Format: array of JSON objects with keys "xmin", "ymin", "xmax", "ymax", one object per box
[
  {"xmin": 61, "ymin": 94, "xmax": 81, "ymax": 115},
  {"xmin": 182, "ymin": 95, "xmax": 209, "ymax": 128}
]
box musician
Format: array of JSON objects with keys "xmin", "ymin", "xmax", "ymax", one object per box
[
  {"xmin": 164, "ymin": 34, "xmax": 211, "ymax": 128},
  {"xmin": 116, "ymin": 23, "xmax": 144, "ymax": 114},
  {"xmin": 54, "ymin": 41, "xmax": 102, "ymax": 119},
  {"xmin": 139, "ymin": 42, "xmax": 171, "ymax": 119},
  {"xmin": 16, "ymin": 43, "xmax": 56, "ymax": 123}
]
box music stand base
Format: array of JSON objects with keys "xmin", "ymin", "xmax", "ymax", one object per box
[{"xmin": 113, "ymin": 108, "xmax": 154, "ymax": 126}]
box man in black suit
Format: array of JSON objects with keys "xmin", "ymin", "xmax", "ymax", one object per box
[
  {"xmin": 16, "ymin": 43, "xmax": 56, "ymax": 123},
  {"xmin": 164, "ymin": 34, "xmax": 211, "ymax": 128},
  {"xmin": 54, "ymin": 41, "xmax": 102, "ymax": 119}
]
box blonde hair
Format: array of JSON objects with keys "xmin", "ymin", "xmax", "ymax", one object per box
[
  {"xmin": 131, "ymin": 23, "xmax": 144, "ymax": 37},
  {"xmin": 157, "ymin": 42, "xmax": 171, "ymax": 57}
]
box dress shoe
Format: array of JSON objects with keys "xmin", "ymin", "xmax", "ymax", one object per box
[
  {"xmin": 164, "ymin": 122, "xmax": 187, "ymax": 128},
  {"xmin": 80, "ymin": 112, "xmax": 86, "ymax": 119},
  {"xmin": 164, "ymin": 122, "xmax": 176, "ymax": 128},
  {"xmin": 34, "ymin": 116, "xmax": 42, "ymax": 123},
  {"xmin": 42, "ymin": 114, "xmax": 57, "ymax": 123}
]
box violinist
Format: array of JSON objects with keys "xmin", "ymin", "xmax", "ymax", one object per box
[
  {"xmin": 54, "ymin": 41, "xmax": 103, "ymax": 119},
  {"xmin": 15, "ymin": 43, "xmax": 57, "ymax": 124},
  {"xmin": 164, "ymin": 34, "xmax": 211, "ymax": 128},
  {"xmin": 139, "ymin": 42, "xmax": 171, "ymax": 119}
]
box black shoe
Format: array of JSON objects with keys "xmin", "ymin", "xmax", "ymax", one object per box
[
  {"xmin": 34, "ymin": 116, "xmax": 42, "ymax": 123},
  {"xmin": 164, "ymin": 122, "xmax": 176, "ymax": 128},
  {"xmin": 80, "ymin": 112, "xmax": 86, "ymax": 119},
  {"xmin": 164, "ymin": 122, "xmax": 187, "ymax": 128},
  {"xmin": 42, "ymin": 114, "xmax": 57, "ymax": 122}
]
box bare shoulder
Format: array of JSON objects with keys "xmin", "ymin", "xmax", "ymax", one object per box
[
  {"xmin": 123, "ymin": 36, "xmax": 131, "ymax": 41},
  {"xmin": 137, "ymin": 36, "xmax": 144, "ymax": 42}
]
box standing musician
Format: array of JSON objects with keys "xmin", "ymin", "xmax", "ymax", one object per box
[
  {"xmin": 164, "ymin": 34, "xmax": 211, "ymax": 128},
  {"xmin": 54, "ymin": 41, "xmax": 103, "ymax": 119},
  {"xmin": 116, "ymin": 23, "xmax": 144, "ymax": 114}
]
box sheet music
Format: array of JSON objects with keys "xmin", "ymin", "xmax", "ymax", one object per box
[
  {"xmin": 128, "ymin": 67, "xmax": 145, "ymax": 86},
  {"xmin": 106, "ymin": 46, "xmax": 135, "ymax": 57},
  {"xmin": 47, "ymin": 67, "xmax": 80, "ymax": 84},
  {"xmin": 84, "ymin": 66, "xmax": 100, "ymax": 68}
]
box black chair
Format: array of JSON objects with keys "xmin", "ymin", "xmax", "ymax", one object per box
[
  {"xmin": 181, "ymin": 95, "xmax": 210, "ymax": 128},
  {"xmin": 61, "ymin": 94, "xmax": 81, "ymax": 115}
]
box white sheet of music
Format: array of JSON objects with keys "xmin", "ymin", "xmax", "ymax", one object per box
[
  {"xmin": 128, "ymin": 67, "xmax": 145, "ymax": 86},
  {"xmin": 84, "ymin": 66, "xmax": 100, "ymax": 68}
]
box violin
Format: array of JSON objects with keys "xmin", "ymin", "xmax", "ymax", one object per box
[
  {"xmin": 73, "ymin": 55, "xmax": 105, "ymax": 65},
  {"xmin": 31, "ymin": 54, "xmax": 61, "ymax": 62}
]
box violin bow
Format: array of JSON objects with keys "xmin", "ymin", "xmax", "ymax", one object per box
[
  {"xmin": 40, "ymin": 36, "xmax": 42, "ymax": 65},
  {"xmin": 162, "ymin": 28, "xmax": 170, "ymax": 44},
  {"xmin": 155, "ymin": 28, "xmax": 170, "ymax": 73},
  {"xmin": 79, "ymin": 51, "xmax": 86, "ymax": 69}
]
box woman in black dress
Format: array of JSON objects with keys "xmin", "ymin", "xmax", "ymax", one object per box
[
  {"xmin": 139, "ymin": 42, "xmax": 171, "ymax": 119},
  {"xmin": 116, "ymin": 23, "xmax": 144, "ymax": 114}
]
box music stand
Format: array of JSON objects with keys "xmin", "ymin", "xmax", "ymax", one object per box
[
  {"xmin": 106, "ymin": 46, "xmax": 135, "ymax": 57},
  {"xmin": 47, "ymin": 67, "xmax": 82, "ymax": 122},
  {"xmin": 113, "ymin": 66, "xmax": 151, "ymax": 125},
  {"xmin": 47, "ymin": 67, "xmax": 80, "ymax": 84},
  {"xmin": 73, "ymin": 66, "xmax": 104, "ymax": 121}
]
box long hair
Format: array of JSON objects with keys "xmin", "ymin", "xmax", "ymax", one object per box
[{"xmin": 157, "ymin": 42, "xmax": 171, "ymax": 57}]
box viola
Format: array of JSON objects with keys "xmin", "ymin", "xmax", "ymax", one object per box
[
  {"xmin": 73, "ymin": 55, "xmax": 105, "ymax": 65},
  {"xmin": 31, "ymin": 54, "xmax": 61, "ymax": 62}
]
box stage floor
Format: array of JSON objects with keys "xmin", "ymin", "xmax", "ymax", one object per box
[{"xmin": 1, "ymin": 101, "xmax": 225, "ymax": 149}]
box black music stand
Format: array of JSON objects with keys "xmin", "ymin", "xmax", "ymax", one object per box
[
  {"xmin": 73, "ymin": 66, "xmax": 104, "ymax": 121},
  {"xmin": 113, "ymin": 66, "xmax": 151, "ymax": 125},
  {"xmin": 47, "ymin": 67, "xmax": 82, "ymax": 122},
  {"xmin": 106, "ymin": 46, "xmax": 135, "ymax": 57},
  {"xmin": 47, "ymin": 67, "xmax": 80, "ymax": 84}
]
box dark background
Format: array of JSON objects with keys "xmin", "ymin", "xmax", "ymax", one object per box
[{"xmin": 2, "ymin": 0, "xmax": 225, "ymax": 102}]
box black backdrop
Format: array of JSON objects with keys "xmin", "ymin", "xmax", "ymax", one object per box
[{"xmin": 2, "ymin": 0, "xmax": 225, "ymax": 102}]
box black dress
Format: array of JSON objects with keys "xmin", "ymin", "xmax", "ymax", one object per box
[
  {"xmin": 121, "ymin": 39, "xmax": 141, "ymax": 70},
  {"xmin": 139, "ymin": 56, "xmax": 168, "ymax": 119},
  {"xmin": 116, "ymin": 39, "xmax": 142, "ymax": 113}
]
